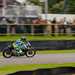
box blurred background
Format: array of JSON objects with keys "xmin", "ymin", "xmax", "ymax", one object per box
[
  {"xmin": 0, "ymin": 0, "xmax": 75, "ymax": 35},
  {"xmin": 0, "ymin": 1, "xmax": 75, "ymax": 75}
]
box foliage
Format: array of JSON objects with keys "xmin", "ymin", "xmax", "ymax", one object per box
[
  {"xmin": 30, "ymin": 0, "xmax": 40, "ymax": 5},
  {"xmin": 66, "ymin": 0, "xmax": 75, "ymax": 14},
  {"xmin": 29, "ymin": 0, "xmax": 75, "ymax": 13},
  {"xmin": 49, "ymin": 1, "xmax": 64, "ymax": 13}
]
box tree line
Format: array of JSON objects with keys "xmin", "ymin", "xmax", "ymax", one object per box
[{"xmin": 30, "ymin": 0, "xmax": 75, "ymax": 14}]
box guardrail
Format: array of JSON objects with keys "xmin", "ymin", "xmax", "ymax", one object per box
[{"xmin": 0, "ymin": 40, "xmax": 75, "ymax": 51}]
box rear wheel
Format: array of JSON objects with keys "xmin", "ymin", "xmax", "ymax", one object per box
[
  {"xmin": 3, "ymin": 49, "xmax": 12, "ymax": 58},
  {"xmin": 25, "ymin": 50, "xmax": 36, "ymax": 57}
]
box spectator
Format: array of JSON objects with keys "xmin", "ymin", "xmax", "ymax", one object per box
[{"xmin": 51, "ymin": 17, "xmax": 56, "ymax": 24}]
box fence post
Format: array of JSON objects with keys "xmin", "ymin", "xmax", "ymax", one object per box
[{"xmin": 7, "ymin": 25, "xmax": 10, "ymax": 34}]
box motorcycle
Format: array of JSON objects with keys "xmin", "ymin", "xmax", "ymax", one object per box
[{"xmin": 2, "ymin": 43, "xmax": 36, "ymax": 58}]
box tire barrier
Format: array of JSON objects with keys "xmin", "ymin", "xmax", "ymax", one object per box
[
  {"xmin": 0, "ymin": 40, "xmax": 75, "ymax": 51},
  {"xmin": 7, "ymin": 67, "xmax": 75, "ymax": 75}
]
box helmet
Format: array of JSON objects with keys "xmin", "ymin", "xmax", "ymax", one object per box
[{"xmin": 20, "ymin": 36, "xmax": 26, "ymax": 42}]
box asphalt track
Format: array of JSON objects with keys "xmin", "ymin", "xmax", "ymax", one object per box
[{"xmin": 0, "ymin": 53, "xmax": 75, "ymax": 66}]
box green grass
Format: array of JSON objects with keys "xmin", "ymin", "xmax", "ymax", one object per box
[
  {"xmin": 37, "ymin": 49, "xmax": 75, "ymax": 54},
  {"xmin": 0, "ymin": 63, "xmax": 75, "ymax": 75},
  {"xmin": 0, "ymin": 35, "xmax": 75, "ymax": 41}
]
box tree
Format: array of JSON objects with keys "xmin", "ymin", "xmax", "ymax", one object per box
[
  {"xmin": 49, "ymin": 1, "xmax": 64, "ymax": 13},
  {"xmin": 66, "ymin": 0, "xmax": 75, "ymax": 14},
  {"xmin": 29, "ymin": 0, "xmax": 75, "ymax": 13},
  {"xmin": 30, "ymin": 0, "xmax": 40, "ymax": 5}
]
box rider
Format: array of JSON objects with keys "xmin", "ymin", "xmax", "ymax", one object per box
[{"xmin": 13, "ymin": 36, "xmax": 31, "ymax": 54}]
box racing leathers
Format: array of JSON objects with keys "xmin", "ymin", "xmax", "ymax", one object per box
[{"xmin": 13, "ymin": 39, "xmax": 31, "ymax": 54}]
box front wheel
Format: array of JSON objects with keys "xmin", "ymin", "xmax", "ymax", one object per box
[
  {"xmin": 25, "ymin": 50, "xmax": 36, "ymax": 57},
  {"xmin": 3, "ymin": 49, "xmax": 12, "ymax": 58}
]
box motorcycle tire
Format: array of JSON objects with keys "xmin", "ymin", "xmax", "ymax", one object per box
[
  {"xmin": 25, "ymin": 50, "xmax": 36, "ymax": 57},
  {"xmin": 3, "ymin": 49, "xmax": 12, "ymax": 58}
]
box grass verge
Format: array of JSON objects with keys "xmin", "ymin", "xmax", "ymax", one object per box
[
  {"xmin": 37, "ymin": 49, "xmax": 75, "ymax": 54},
  {"xmin": 0, "ymin": 63, "xmax": 75, "ymax": 75},
  {"xmin": 0, "ymin": 35, "xmax": 75, "ymax": 41}
]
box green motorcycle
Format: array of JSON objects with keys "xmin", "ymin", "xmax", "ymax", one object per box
[{"xmin": 2, "ymin": 43, "xmax": 36, "ymax": 58}]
